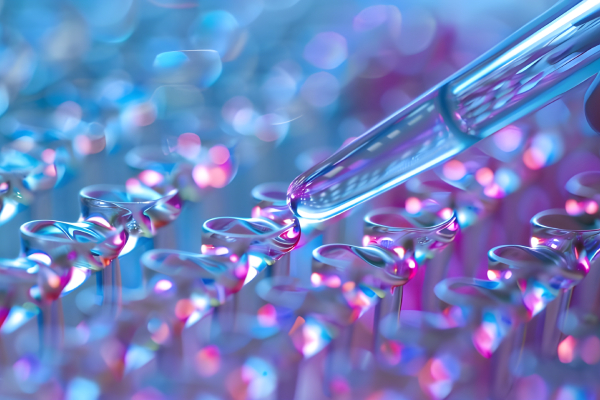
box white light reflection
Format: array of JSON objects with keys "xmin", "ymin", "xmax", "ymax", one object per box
[{"xmin": 452, "ymin": 0, "xmax": 600, "ymax": 94}]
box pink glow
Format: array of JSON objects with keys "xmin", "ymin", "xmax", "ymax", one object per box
[
  {"xmin": 192, "ymin": 165, "xmax": 210, "ymax": 188},
  {"xmin": 177, "ymin": 132, "xmax": 201, "ymax": 159},
  {"xmin": 565, "ymin": 199, "xmax": 580, "ymax": 215},
  {"xmin": 125, "ymin": 178, "xmax": 142, "ymax": 192},
  {"xmin": 74, "ymin": 135, "xmax": 91, "ymax": 155},
  {"xmin": 362, "ymin": 235, "xmax": 371, "ymax": 246},
  {"xmin": 86, "ymin": 216, "xmax": 111, "ymax": 228},
  {"xmin": 150, "ymin": 322, "xmax": 170, "ymax": 344},
  {"xmin": 288, "ymin": 316, "xmax": 305, "ymax": 336},
  {"xmin": 215, "ymin": 247, "xmax": 229, "ymax": 256},
  {"xmin": 523, "ymin": 286, "xmax": 545, "ymax": 316},
  {"xmin": 74, "ymin": 134, "xmax": 105, "ymax": 155},
  {"xmin": 443, "ymin": 160, "xmax": 466, "ymax": 181},
  {"xmin": 257, "ymin": 304, "xmax": 278, "ymax": 327},
  {"xmin": 13, "ymin": 358, "xmax": 32, "ymax": 382},
  {"xmin": 493, "ymin": 125, "xmax": 522, "ymax": 152},
  {"xmin": 473, "ymin": 323, "xmax": 496, "ymax": 358},
  {"xmin": 475, "ymin": 167, "xmax": 494, "ymax": 186},
  {"xmin": 447, "ymin": 221, "xmax": 458, "ymax": 231},
  {"xmin": 484, "ymin": 183, "xmax": 504, "ymax": 198},
  {"xmin": 558, "ymin": 336, "xmax": 576, "ymax": 363},
  {"xmin": 405, "ymin": 197, "xmax": 422, "ymax": 214},
  {"xmin": 301, "ymin": 323, "xmax": 323, "ymax": 357},
  {"xmin": 196, "ymin": 346, "xmax": 221, "ymax": 377},
  {"xmin": 139, "ymin": 170, "xmax": 164, "ymax": 187},
  {"xmin": 585, "ymin": 201, "xmax": 598, "ymax": 214},
  {"xmin": 209, "ymin": 167, "xmax": 228, "ymax": 188},
  {"xmin": 330, "ymin": 377, "xmax": 351, "ymax": 395},
  {"xmin": 580, "ymin": 257, "xmax": 590, "ymax": 272},
  {"xmin": 379, "ymin": 340, "xmax": 402, "ymax": 366},
  {"xmin": 342, "ymin": 281, "xmax": 355, "ymax": 292},
  {"xmin": 175, "ymin": 299, "xmax": 195, "ymax": 320},
  {"xmin": 201, "ymin": 244, "xmax": 231, "ymax": 256},
  {"xmin": 439, "ymin": 208, "xmax": 453, "ymax": 220},
  {"xmin": 209, "ymin": 145, "xmax": 230, "ymax": 165},
  {"xmin": 282, "ymin": 226, "xmax": 300, "ymax": 239},
  {"xmin": 311, "ymin": 272, "xmax": 322, "ymax": 286},
  {"xmin": 430, "ymin": 358, "xmax": 451, "ymax": 381},
  {"xmin": 325, "ymin": 275, "xmax": 341, "ymax": 288},
  {"xmin": 44, "ymin": 164, "xmax": 57, "ymax": 177},
  {"xmin": 42, "ymin": 149, "xmax": 56, "ymax": 164},
  {"xmin": 393, "ymin": 246, "xmax": 405, "ymax": 258},
  {"xmin": 154, "ymin": 279, "xmax": 173, "ymax": 293},
  {"xmin": 235, "ymin": 263, "xmax": 249, "ymax": 280},
  {"xmin": 523, "ymin": 148, "xmax": 546, "ymax": 170},
  {"xmin": 581, "ymin": 336, "xmax": 600, "ymax": 365},
  {"xmin": 487, "ymin": 270, "xmax": 499, "ymax": 281}
]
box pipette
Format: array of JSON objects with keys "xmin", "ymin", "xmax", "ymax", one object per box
[{"xmin": 287, "ymin": 0, "xmax": 600, "ymax": 222}]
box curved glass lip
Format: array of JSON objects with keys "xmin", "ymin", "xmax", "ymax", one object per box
[
  {"xmin": 20, "ymin": 219, "xmax": 106, "ymax": 245},
  {"xmin": 434, "ymin": 277, "xmax": 505, "ymax": 306},
  {"xmin": 487, "ymin": 244, "xmax": 563, "ymax": 268},
  {"xmin": 313, "ymin": 243, "xmax": 396, "ymax": 261},
  {"xmin": 565, "ymin": 170, "xmax": 600, "ymax": 198},
  {"xmin": 79, "ymin": 184, "xmax": 173, "ymax": 205},
  {"xmin": 531, "ymin": 208, "xmax": 600, "ymax": 232},
  {"xmin": 141, "ymin": 249, "xmax": 229, "ymax": 277},
  {"xmin": 251, "ymin": 182, "xmax": 289, "ymax": 205},
  {"xmin": 202, "ymin": 216, "xmax": 297, "ymax": 239},
  {"xmin": 364, "ymin": 207, "xmax": 458, "ymax": 233},
  {"xmin": 0, "ymin": 258, "xmax": 39, "ymax": 281},
  {"xmin": 312, "ymin": 244, "xmax": 401, "ymax": 272}
]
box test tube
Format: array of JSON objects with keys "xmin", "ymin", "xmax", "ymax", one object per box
[{"xmin": 288, "ymin": 0, "xmax": 600, "ymax": 222}]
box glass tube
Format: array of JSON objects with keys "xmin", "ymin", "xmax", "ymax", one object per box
[{"xmin": 288, "ymin": 0, "xmax": 600, "ymax": 221}]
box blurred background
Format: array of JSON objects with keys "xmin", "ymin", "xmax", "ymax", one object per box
[{"xmin": 4, "ymin": 1, "xmax": 600, "ymax": 399}]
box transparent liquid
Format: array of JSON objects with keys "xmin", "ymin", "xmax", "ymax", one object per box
[
  {"xmin": 288, "ymin": 0, "xmax": 600, "ymax": 222},
  {"xmin": 288, "ymin": 88, "xmax": 475, "ymax": 221}
]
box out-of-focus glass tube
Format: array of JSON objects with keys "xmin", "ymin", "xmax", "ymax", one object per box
[{"xmin": 288, "ymin": 0, "xmax": 600, "ymax": 222}]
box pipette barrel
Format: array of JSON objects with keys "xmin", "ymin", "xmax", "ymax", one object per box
[{"xmin": 288, "ymin": 0, "xmax": 600, "ymax": 222}]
